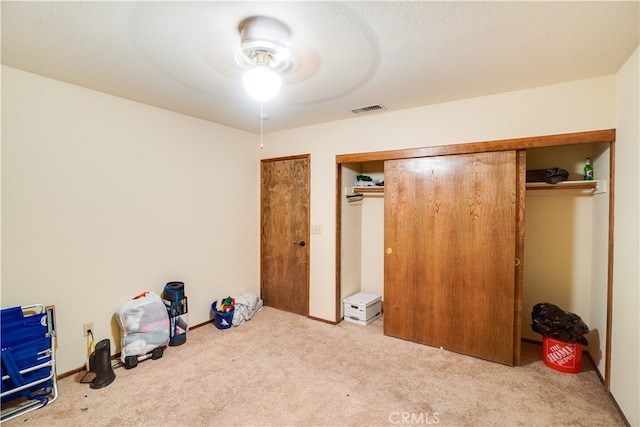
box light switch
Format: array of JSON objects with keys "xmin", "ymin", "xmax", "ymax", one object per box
[{"xmin": 311, "ymin": 225, "xmax": 322, "ymax": 234}]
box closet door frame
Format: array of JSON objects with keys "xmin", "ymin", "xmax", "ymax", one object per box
[{"xmin": 335, "ymin": 130, "xmax": 616, "ymax": 381}]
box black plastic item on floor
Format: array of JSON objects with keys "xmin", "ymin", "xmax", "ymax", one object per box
[
  {"xmin": 163, "ymin": 282, "xmax": 188, "ymax": 346},
  {"xmin": 531, "ymin": 302, "xmax": 589, "ymax": 345},
  {"xmin": 89, "ymin": 339, "xmax": 115, "ymax": 389}
]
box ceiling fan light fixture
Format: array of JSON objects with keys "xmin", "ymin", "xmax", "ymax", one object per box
[
  {"xmin": 235, "ymin": 16, "xmax": 296, "ymax": 102},
  {"xmin": 243, "ymin": 64, "xmax": 282, "ymax": 102}
]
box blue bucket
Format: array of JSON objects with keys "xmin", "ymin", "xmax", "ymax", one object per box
[{"xmin": 211, "ymin": 301, "xmax": 234, "ymax": 330}]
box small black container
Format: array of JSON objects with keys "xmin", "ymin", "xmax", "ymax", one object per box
[{"xmin": 162, "ymin": 281, "xmax": 188, "ymax": 346}]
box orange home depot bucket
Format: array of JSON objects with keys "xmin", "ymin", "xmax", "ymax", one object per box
[{"xmin": 543, "ymin": 336, "xmax": 583, "ymax": 373}]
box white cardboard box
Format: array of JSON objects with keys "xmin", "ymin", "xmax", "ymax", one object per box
[{"xmin": 343, "ymin": 292, "xmax": 382, "ymax": 326}]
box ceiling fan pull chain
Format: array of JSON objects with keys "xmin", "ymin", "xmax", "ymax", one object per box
[{"xmin": 260, "ymin": 102, "xmax": 264, "ymax": 149}]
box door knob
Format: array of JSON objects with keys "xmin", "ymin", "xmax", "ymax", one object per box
[{"xmin": 294, "ymin": 241, "xmax": 306, "ymax": 247}]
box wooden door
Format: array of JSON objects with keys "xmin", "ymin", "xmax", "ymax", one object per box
[
  {"xmin": 384, "ymin": 151, "xmax": 520, "ymax": 365},
  {"xmin": 261, "ymin": 155, "xmax": 310, "ymax": 316}
]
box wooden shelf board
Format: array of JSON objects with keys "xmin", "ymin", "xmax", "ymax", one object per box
[
  {"xmin": 353, "ymin": 186, "xmax": 384, "ymax": 194},
  {"xmin": 525, "ymin": 180, "xmax": 601, "ymax": 192},
  {"xmin": 351, "ymin": 181, "xmax": 604, "ymax": 194}
]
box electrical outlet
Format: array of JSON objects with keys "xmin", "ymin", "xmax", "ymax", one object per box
[{"xmin": 83, "ymin": 322, "xmax": 94, "ymax": 337}]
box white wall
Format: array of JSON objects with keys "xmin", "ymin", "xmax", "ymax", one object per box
[
  {"xmin": 590, "ymin": 141, "xmax": 612, "ymax": 375},
  {"xmin": 612, "ymin": 47, "xmax": 640, "ymax": 427},
  {"xmin": 523, "ymin": 192, "xmax": 594, "ymax": 331},
  {"xmin": 340, "ymin": 163, "xmax": 363, "ymax": 313},
  {"xmin": 359, "ymin": 163, "xmax": 385, "ymax": 298},
  {"xmin": 360, "ymin": 195, "xmax": 384, "ymax": 297},
  {"xmin": 1, "ymin": 66, "xmax": 260, "ymax": 373}
]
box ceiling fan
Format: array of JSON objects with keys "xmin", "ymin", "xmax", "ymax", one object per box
[{"xmin": 234, "ymin": 16, "xmax": 297, "ymax": 102}]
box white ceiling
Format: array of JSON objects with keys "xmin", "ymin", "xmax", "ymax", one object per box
[{"xmin": 2, "ymin": 1, "xmax": 638, "ymax": 134}]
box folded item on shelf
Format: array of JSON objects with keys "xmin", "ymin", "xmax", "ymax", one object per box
[{"xmin": 526, "ymin": 167, "xmax": 570, "ymax": 184}]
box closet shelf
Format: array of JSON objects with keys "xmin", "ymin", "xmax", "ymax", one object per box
[
  {"xmin": 525, "ymin": 180, "xmax": 606, "ymax": 194},
  {"xmin": 352, "ymin": 181, "xmax": 606, "ymax": 194},
  {"xmin": 352, "ymin": 186, "xmax": 384, "ymax": 194}
]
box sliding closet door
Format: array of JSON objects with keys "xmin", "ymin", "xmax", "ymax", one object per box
[{"xmin": 384, "ymin": 151, "xmax": 519, "ymax": 365}]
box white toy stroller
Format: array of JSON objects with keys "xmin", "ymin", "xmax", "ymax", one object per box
[{"xmin": 115, "ymin": 292, "xmax": 169, "ymax": 369}]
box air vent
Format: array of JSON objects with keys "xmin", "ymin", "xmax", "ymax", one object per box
[{"xmin": 352, "ymin": 104, "xmax": 386, "ymax": 115}]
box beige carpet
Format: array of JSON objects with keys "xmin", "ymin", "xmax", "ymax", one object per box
[{"xmin": 3, "ymin": 307, "xmax": 625, "ymax": 426}]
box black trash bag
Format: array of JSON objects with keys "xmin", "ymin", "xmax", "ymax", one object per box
[{"xmin": 531, "ymin": 303, "xmax": 589, "ymax": 345}]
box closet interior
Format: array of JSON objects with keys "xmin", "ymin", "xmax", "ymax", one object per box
[{"xmin": 336, "ymin": 131, "xmax": 613, "ymax": 377}]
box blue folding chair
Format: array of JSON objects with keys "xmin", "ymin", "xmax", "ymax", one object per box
[{"xmin": 1, "ymin": 304, "xmax": 58, "ymax": 423}]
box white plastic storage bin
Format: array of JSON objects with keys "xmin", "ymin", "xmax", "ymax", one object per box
[{"xmin": 343, "ymin": 292, "xmax": 382, "ymax": 326}]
